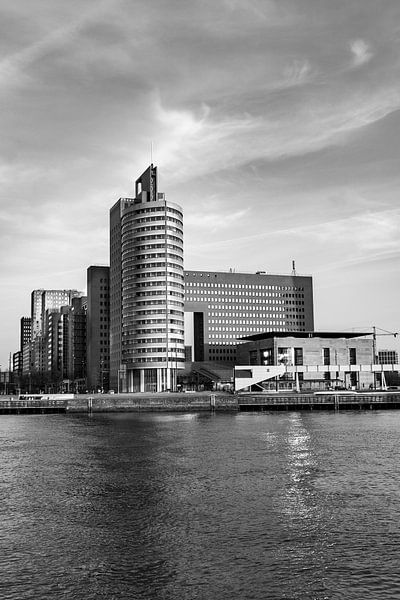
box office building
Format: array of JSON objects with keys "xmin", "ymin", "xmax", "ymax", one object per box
[
  {"xmin": 23, "ymin": 289, "xmax": 83, "ymax": 391},
  {"xmin": 66, "ymin": 296, "xmax": 87, "ymax": 390},
  {"xmin": 42, "ymin": 296, "xmax": 87, "ymax": 392},
  {"xmin": 87, "ymin": 266, "xmax": 110, "ymax": 391},
  {"xmin": 110, "ymin": 164, "xmax": 184, "ymax": 392},
  {"xmin": 184, "ymin": 270, "xmax": 314, "ymax": 365},
  {"xmin": 20, "ymin": 317, "xmax": 32, "ymax": 351},
  {"xmin": 13, "ymin": 351, "xmax": 22, "ymax": 376},
  {"xmin": 31, "ymin": 289, "xmax": 81, "ymax": 340},
  {"xmin": 13, "ymin": 317, "xmax": 32, "ymax": 380}
]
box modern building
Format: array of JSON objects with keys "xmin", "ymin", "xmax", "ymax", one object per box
[
  {"xmin": 87, "ymin": 266, "xmax": 110, "ymax": 392},
  {"xmin": 184, "ymin": 270, "xmax": 314, "ymax": 365},
  {"xmin": 13, "ymin": 351, "xmax": 22, "ymax": 377},
  {"xmin": 21, "ymin": 288, "xmax": 84, "ymax": 392},
  {"xmin": 42, "ymin": 296, "xmax": 87, "ymax": 392},
  {"xmin": 13, "ymin": 317, "xmax": 32, "ymax": 381},
  {"xmin": 378, "ymin": 349, "xmax": 399, "ymax": 365},
  {"xmin": 20, "ymin": 317, "xmax": 32, "ymax": 351},
  {"xmin": 236, "ymin": 331, "xmax": 375, "ymax": 391},
  {"xmin": 110, "ymin": 164, "xmax": 185, "ymax": 392},
  {"xmin": 31, "ymin": 289, "xmax": 44, "ymax": 339},
  {"xmin": 22, "ymin": 341, "xmax": 33, "ymax": 376},
  {"xmin": 31, "ymin": 289, "xmax": 81, "ymax": 340},
  {"xmin": 66, "ymin": 296, "xmax": 87, "ymax": 391}
]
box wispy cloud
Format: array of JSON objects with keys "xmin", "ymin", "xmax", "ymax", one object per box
[
  {"xmin": 282, "ymin": 59, "xmax": 313, "ymax": 87},
  {"xmin": 190, "ymin": 207, "xmax": 400, "ymax": 256},
  {"xmin": 153, "ymin": 84, "xmax": 400, "ymax": 182},
  {"xmin": 0, "ymin": 0, "xmax": 119, "ymax": 89},
  {"xmin": 185, "ymin": 208, "xmax": 249, "ymax": 232}
]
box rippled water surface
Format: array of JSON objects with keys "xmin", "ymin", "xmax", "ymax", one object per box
[{"xmin": 1, "ymin": 411, "xmax": 400, "ymax": 599}]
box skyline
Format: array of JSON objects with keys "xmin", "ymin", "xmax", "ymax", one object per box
[{"xmin": 1, "ymin": 0, "xmax": 399, "ymax": 366}]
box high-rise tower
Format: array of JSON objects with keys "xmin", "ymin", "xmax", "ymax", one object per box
[{"xmin": 110, "ymin": 165, "xmax": 184, "ymax": 392}]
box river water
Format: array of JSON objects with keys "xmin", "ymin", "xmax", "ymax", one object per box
[{"xmin": 1, "ymin": 410, "xmax": 400, "ymax": 599}]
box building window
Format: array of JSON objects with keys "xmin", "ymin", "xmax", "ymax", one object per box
[
  {"xmin": 349, "ymin": 348, "xmax": 357, "ymax": 365},
  {"xmin": 278, "ymin": 347, "xmax": 292, "ymax": 366},
  {"xmin": 261, "ymin": 348, "xmax": 273, "ymax": 366},
  {"xmin": 294, "ymin": 348, "xmax": 303, "ymax": 366},
  {"xmin": 323, "ymin": 348, "xmax": 330, "ymax": 365}
]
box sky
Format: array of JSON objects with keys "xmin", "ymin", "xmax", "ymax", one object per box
[{"xmin": 0, "ymin": 0, "xmax": 399, "ymax": 368}]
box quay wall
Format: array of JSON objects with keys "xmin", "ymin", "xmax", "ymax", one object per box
[
  {"xmin": 66, "ymin": 392, "xmax": 400, "ymax": 413},
  {"xmin": 66, "ymin": 393, "xmax": 239, "ymax": 413},
  {"xmin": 2, "ymin": 392, "xmax": 400, "ymax": 414},
  {"xmin": 238, "ymin": 392, "xmax": 400, "ymax": 411}
]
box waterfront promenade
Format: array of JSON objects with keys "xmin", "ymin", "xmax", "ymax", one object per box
[{"xmin": 1, "ymin": 391, "xmax": 400, "ymax": 413}]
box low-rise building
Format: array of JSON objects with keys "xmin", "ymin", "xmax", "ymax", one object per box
[{"xmin": 236, "ymin": 331, "xmax": 375, "ymax": 391}]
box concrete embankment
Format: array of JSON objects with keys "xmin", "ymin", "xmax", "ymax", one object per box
[
  {"xmin": 67, "ymin": 392, "xmax": 239, "ymax": 413},
  {"xmin": 238, "ymin": 392, "xmax": 400, "ymax": 411},
  {"xmin": 2, "ymin": 392, "xmax": 400, "ymax": 414},
  {"xmin": 67, "ymin": 392, "xmax": 400, "ymax": 413}
]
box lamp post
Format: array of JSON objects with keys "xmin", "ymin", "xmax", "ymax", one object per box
[
  {"xmin": 117, "ymin": 369, "xmax": 122, "ymax": 394},
  {"xmin": 100, "ymin": 360, "xmax": 104, "ymax": 393}
]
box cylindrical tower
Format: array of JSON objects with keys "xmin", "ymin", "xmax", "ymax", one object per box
[{"xmin": 119, "ymin": 166, "xmax": 184, "ymax": 392}]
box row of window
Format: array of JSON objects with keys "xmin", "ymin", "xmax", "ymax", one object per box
[
  {"xmin": 133, "ymin": 328, "xmax": 184, "ymax": 335},
  {"xmin": 134, "ymin": 253, "xmax": 183, "ymax": 263},
  {"xmin": 133, "ymin": 215, "xmax": 183, "ymax": 227},
  {"xmin": 135, "ymin": 309, "xmax": 183, "ymax": 317},
  {"xmin": 129, "ymin": 224, "xmax": 183, "ymax": 236},
  {"xmin": 131, "ymin": 243, "xmax": 182, "ymax": 253},
  {"xmin": 133, "ymin": 337, "xmax": 183, "ymax": 344},
  {"xmin": 133, "ymin": 347, "xmax": 185, "ymax": 354},
  {"xmin": 136, "ymin": 290, "xmax": 184, "ymax": 298},
  {"xmin": 255, "ymin": 347, "xmax": 358, "ymax": 367},
  {"xmin": 122, "ymin": 233, "xmax": 182, "ymax": 245},
  {"xmin": 135, "ymin": 299, "xmax": 184, "ymax": 308},
  {"xmin": 186, "ymin": 280, "xmax": 305, "ymax": 292},
  {"xmin": 186, "ymin": 293, "xmax": 304, "ymax": 304},
  {"xmin": 133, "ymin": 357, "xmax": 185, "ymax": 363},
  {"xmin": 125, "ymin": 205, "xmax": 182, "ymax": 218}
]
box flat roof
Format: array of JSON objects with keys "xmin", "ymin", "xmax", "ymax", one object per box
[{"xmin": 240, "ymin": 331, "xmax": 372, "ymax": 341}]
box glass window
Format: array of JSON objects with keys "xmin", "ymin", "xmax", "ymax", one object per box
[
  {"xmin": 323, "ymin": 348, "xmax": 330, "ymax": 365},
  {"xmin": 349, "ymin": 348, "xmax": 357, "ymax": 365},
  {"xmin": 294, "ymin": 348, "xmax": 303, "ymax": 366}
]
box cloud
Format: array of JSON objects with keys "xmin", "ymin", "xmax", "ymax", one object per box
[
  {"xmin": 350, "ymin": 39, "xmax": 373, "ymax": 67},
  {"xmin": 184, "ymin": 208, "xmax": 249, "ymax": 232},
  {"xmin": 152, "ymin": 83, "xmax": 400, "ymax": 183},
  {"xmin": 1, "ymin": 0, "xmax": 400, "ymax": 364},
  {"xmin": 282, "ymin": 59, "xmax": 313, "ymax": 87},
  {"xmin": 189, "ymin": 207, "xmax": 400, "ymax": 261},
  {"xmin": 0, "ymin": 0, "xmax": 120, "ymax": 90}
]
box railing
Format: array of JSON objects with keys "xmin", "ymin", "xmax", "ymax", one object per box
[{"xmin": 0, "ymin": 398, "xmax": 67, "ymax": 412}]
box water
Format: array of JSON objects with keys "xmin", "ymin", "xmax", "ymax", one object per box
[{"xmin": 1, "ymin": 411, "xmax": 400, "ymax": 599}]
